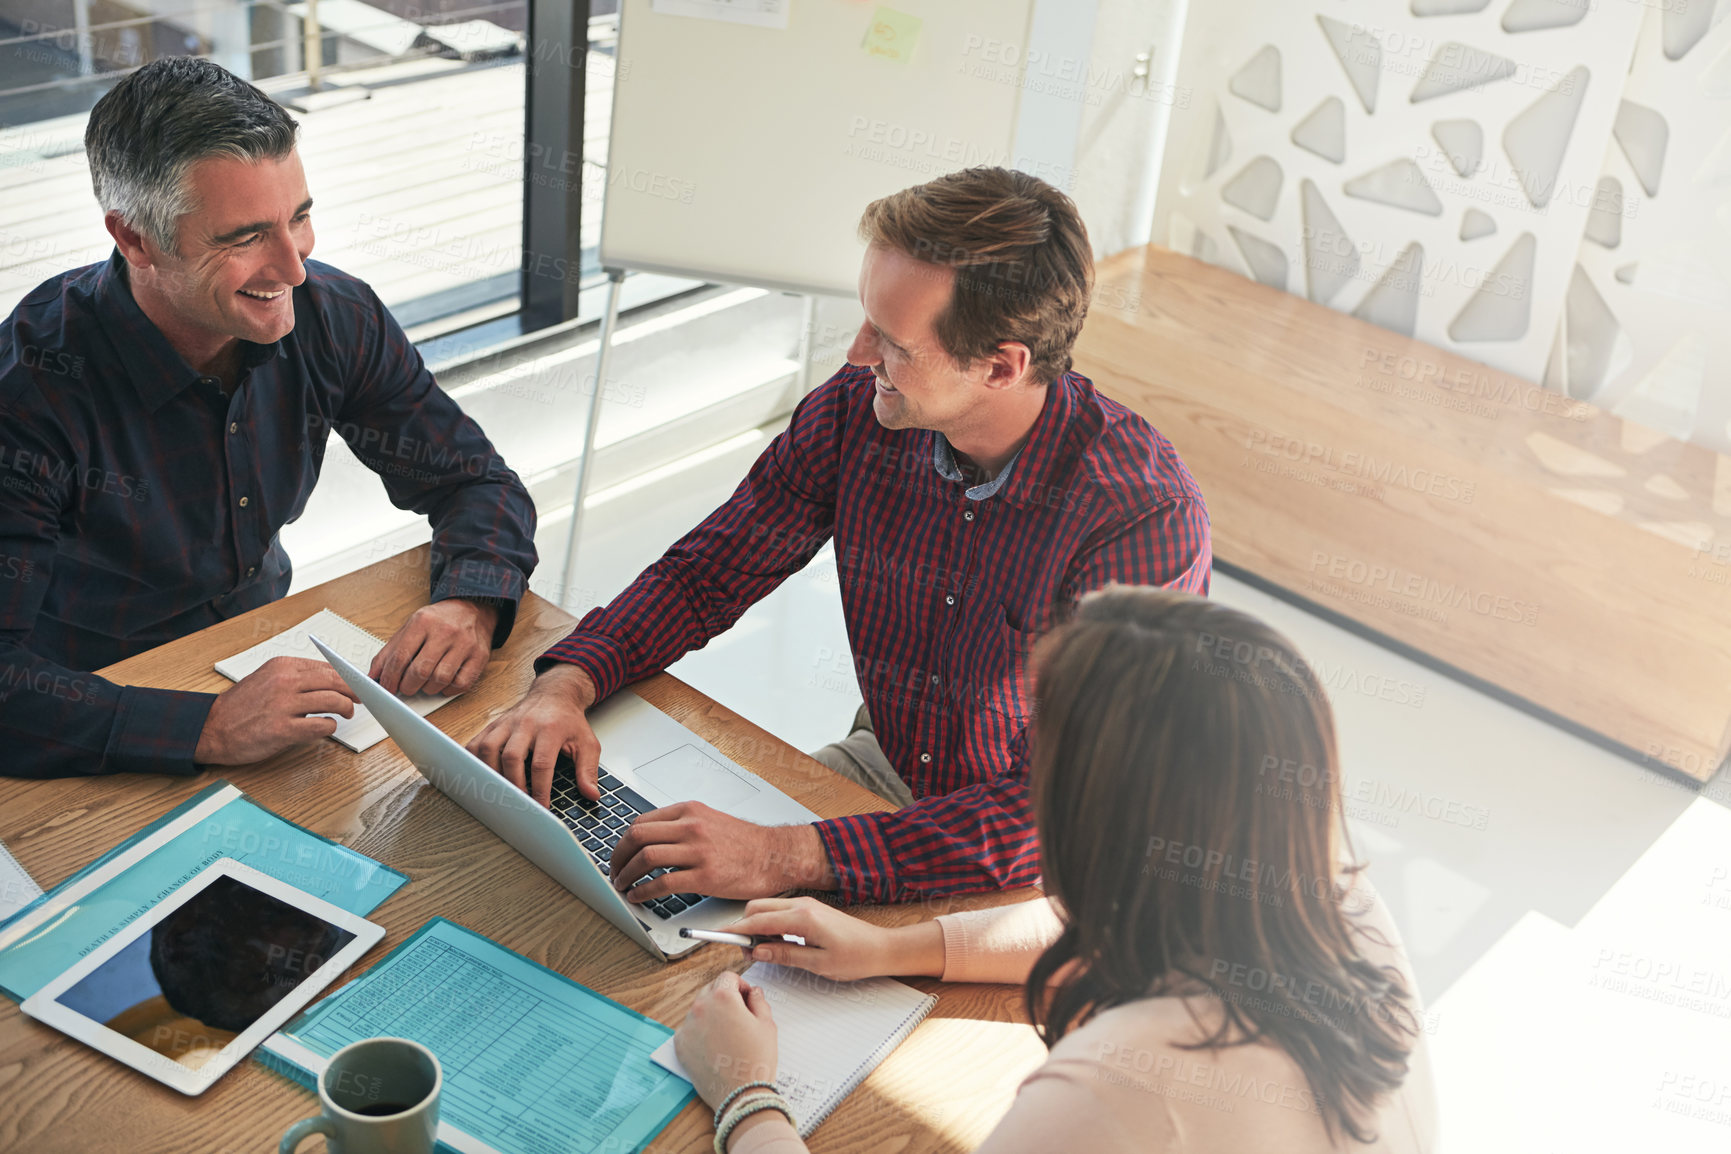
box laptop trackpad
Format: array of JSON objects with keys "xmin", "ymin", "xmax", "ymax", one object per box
[{"xmin": 636, "ymin": 744, "xmax": 761, "ymax": 810}]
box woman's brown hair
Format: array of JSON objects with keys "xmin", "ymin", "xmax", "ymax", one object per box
[{"xmin": 1024, "ymin": 586, "xmax": 1418, "ymax": 1143}]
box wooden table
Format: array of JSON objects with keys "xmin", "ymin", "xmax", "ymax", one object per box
[
  {"xmin": 1074, "ymin": 245, "xmax": 1731, "ymax": 783},
  {"xmin": 0, "ymin": 546, "xmax": 1047, "ymax": 1153}
]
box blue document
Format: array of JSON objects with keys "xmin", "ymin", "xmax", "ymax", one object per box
[
  {"xmin": 0, "ymin": 781, "xmax": 407, "ymax": 1002},
  {"xmin": 259, "ymin": 918, "xmax": 693, "ymax": 1154}
]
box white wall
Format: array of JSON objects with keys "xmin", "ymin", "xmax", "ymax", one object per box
[{"xmin": 1153, "ymin": 0, "xmax": 1647, "ymax": 386}]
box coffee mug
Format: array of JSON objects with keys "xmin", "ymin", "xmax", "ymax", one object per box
[{"xmin": 280, "ymin": 1036, "xmax": 442, "ymax": 1154}]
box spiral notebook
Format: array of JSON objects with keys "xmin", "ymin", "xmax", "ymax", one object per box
[
  {"xmin": 650, "ymin": 962, "xmax": 938, "ymax": 1136},
  {"xmin": 0, "ymin": 837, "xmax": 41, "ymax": 922},
  {"xmin": 213, "ymin": 608, "xmax": 458, "ymax": 753}
]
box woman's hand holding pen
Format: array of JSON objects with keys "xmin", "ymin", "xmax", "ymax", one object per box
[{"xmin": 723, "ymin": 896, "xmax": 946, "ymax": 982}]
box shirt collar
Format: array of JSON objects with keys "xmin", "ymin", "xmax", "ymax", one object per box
[
  {"xmin": 93, "ymin": 248, "xmax": 282, "ymax": 413},
  {"xmin": 996, "ymin": 372, "xmax": 1082, "ymax": 509},
  {"xmin": 932, "ymin": 433, "xmax": 1020, "ymax": 501}
]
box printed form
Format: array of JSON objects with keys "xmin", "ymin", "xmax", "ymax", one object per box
[{"xmin": 263, "ymin": 918, "xmax": 690, "ymax": 1154}]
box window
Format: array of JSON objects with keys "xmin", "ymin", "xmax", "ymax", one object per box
[{"xmin": 0, "ymin": 0, "xmax": 539, "ymax": 336}]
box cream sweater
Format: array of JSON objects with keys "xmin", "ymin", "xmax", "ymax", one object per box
[{"xmin": 731, "ymin": 880, "xmax": 1437, "ymax": 1154}]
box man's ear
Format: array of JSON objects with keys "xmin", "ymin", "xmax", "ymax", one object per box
[
  {"xmin": 105, "ymin": 210, "xmax": 156, "ymax": 269},
  {"xmin": 982, "ymin": 341, "xmax": 1033, "ymax": 390}
]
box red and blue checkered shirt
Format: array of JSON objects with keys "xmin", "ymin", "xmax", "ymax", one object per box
[
  {"xmin": 542, "ymin": 364, "xmax": 1210, "ymax": 903},
  {"xmin": 0, "ymin": 251, "xmax": 537, "ymax": 780}
]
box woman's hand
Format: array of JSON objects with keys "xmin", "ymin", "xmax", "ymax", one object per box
[
  {"xmin": 675, "ymin": 971, "xmax": 779, "ymax": 1109},
  {"xmin": 725, "ymin": 896, "xmax": 946, "ymax": 982}
]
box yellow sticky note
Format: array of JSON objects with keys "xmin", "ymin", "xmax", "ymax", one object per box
[{"xmin": 863, "ymin": 6, "xmax": 921, "ymax": 64}]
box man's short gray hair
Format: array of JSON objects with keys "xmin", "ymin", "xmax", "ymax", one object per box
[{"xmin": 85, "ymin": 57, "xmax": 300, "ymax": 254}]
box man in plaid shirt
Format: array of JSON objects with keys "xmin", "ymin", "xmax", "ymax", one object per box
[{"xmin": 471, "ymin": 167, "xmax": 1209, "ymax": 904}]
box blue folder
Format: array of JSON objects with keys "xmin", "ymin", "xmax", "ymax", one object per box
[{"xmin": 258, "ymin": 917, "xmax": 694, "ymax": 1154}]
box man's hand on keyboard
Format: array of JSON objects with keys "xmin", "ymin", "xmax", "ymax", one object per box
[
  {"xmin": 609, "ymin": 802, "xmax": 837, "ymax": 900},
  {"xmin": 466, "ymin": 662, "xmax": 602, "ymax": 806}
]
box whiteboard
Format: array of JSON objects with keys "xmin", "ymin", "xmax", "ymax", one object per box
[{"xmin": 601, "ymin": 0, "xmax": 1039, "ymax": 298}]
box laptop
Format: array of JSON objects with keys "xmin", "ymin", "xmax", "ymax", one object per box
[{"xmin": 310, "ymin": 636, "xmax": 822, "ymax": 960}]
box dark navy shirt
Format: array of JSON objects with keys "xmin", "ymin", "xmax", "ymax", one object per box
[{"xmin": 0, "ymin": 250, "xmax": 537, "ymax": 779}]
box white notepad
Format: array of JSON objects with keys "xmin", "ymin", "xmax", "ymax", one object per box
[
  {"xmin": 652, "ymin": 962, "xmax": 938, "ymax": 1136},
  {"xmin": 0, "ymin": 836, "xmax": 42, "ymax": 921},
  {"xmin": 213, "ymin": 609, "xmax": 457, "ymax": 753}
]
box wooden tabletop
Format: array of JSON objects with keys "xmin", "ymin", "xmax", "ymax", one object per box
[
  {"xmin": 1074, "ymin": 244, "xmax": 1731, "ymax": 782},
  {"xmin": 0, "ymin": 545, "xmax": 1047, "ymax": 1153}
]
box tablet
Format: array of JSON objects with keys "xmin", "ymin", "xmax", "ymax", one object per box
[{"xmin": 21, "ymin": 857, "xmax": 384, "ymax": 1096}]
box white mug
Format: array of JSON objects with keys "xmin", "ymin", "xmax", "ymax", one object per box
[{"xmin": 280, "ymin": 1036, "xmax": 442, "ymax": 1154}]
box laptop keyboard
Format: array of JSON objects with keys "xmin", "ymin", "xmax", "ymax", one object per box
[{"xmin": 549, "ymin": 764, "xmax": 706, "ymax": 922}]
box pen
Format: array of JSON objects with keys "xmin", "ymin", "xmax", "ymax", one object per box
[{"xmin": 678, "ymin": 927, "xmax": 802, "ymax": 947}]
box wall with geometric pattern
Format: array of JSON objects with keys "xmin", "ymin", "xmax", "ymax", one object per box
[
  {"xmin": 1151, "ymin": 0, "xmax": 1711, "ymax": 416},
  {"xmin": 1553, "ymin": 3, "xmax": 1731, "ymax": 456}
]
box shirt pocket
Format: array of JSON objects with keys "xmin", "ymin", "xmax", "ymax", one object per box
[{"xmin": 985, "ymin": 603, "xmax": 1040, "ymax": 724}]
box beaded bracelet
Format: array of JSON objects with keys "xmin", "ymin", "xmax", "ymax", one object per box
[
  {"xmin": 712, "ymin": 1081, "xmax": 780, "ymax": 1130},
  {"xmin": 714, "ymin": 1093, "xmax": 795, "ymax": 1154}
]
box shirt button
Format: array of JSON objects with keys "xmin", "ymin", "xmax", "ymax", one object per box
[
  {"xmin": 944, "ymin": 595, "xmax": 956, "ymax": 606},
  {"xmin": 964, "ymin": 509, "xmax": 975, "ymax": 521},
  {"xmin": 246, "ymin": 566, "xmax": 257, "ymax": 577},
  {"xmin": 238, "ymin": 496, "xmax": 249, "ymax": 507},
  {"xmin": 919, "ymin": 752, "xmax": 932, "ymax": 764},
  {"xmin": 229, "ymin": 422, "xmax": 238, "ymax": 434},
  {"xmin": 930, "ymin": 674, "xmax": 940, "ymax": 684}
]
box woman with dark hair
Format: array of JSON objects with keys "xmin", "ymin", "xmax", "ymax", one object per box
[{"xmin": 675, "ymin": 586, "xmax": 1437, "ymax": 1152}]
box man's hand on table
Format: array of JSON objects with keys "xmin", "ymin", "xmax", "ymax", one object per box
[
  {"xmin": 466, "ymin": 662, "xmax": 602, "ymax": 808},
  {"xmin": 370, "ymin": 598, "xmax": 498, "ymax": 698},
  {"xmin": 193, "ymin": 656, "xmax": 360, "ymax": 765},
  {"xmin": 609, "ymin": 805, "xmax": 837, "ymax": 900}
]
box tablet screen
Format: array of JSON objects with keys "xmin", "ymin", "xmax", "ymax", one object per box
[{"xmin": 52, "ymin": 874, "xmax": 358, "ymax": 1071}]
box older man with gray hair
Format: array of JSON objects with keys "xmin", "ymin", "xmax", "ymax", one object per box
[{"xmin": 0, "ymin": 57, "xmax": 538, "ymax": 780}]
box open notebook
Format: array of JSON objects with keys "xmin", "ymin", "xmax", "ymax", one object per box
[
  {"xmin": 214, "ymin": 609, "xmax": 457, "ymax": 753},
  {"xmin": 652, "ymin": 962, "xmax": 937, "ymax": 1136}
]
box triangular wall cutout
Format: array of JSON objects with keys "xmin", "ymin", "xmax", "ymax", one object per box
[
  {"xmin": 1222, "ymin": 156, "xmax": 1284, "ymax": 220},
  {"xmin": 1502, "ymin": 0, "xmax": 1591, "ymax": 33},
  {"xmin": 1613, "ymin": 100, "xmax": 1669, "ymax": 197},
  {"xmin": 1317, "ymin": 15, "xmax": 1380, "ymax": 113},
  {"xmin": 1300, "ymin": 179, "xmax": 1359, "ymax": 305},
  {"xmin": 1344, "ymin": 158, "xmax": 1444, "ymax": 215},
  {"xmin": 1449, "ymin": 233, "xmax": 1537, "ymax": 341},
  {"xmin": 1204, "ymin": 104, "xmax": 1233, "ymax": 180},
  {"xmin": 1432, "ymin": 119, "xmax": 1484, "ymax": 177},
  {"xmin": 1502, "ymin": 66, "xmax": 1590, "ymax": 208},
  {"xmin": 1353, "ymin": 243, "xmax": 1426, "ymax": 337},
  {"xmin": 1413, "ymin": 0, "xmax": 1491, "ymax": 12},
  {"xmin": 1291, "ymin": 97, "xmax": 1346, "ymax": 163},
  {"xmin": 1563, "ymin": 264, "xmax": 1632, "ymax": 399},
  {"xmin": 1228, "ymin": 225, "xmax": 1289, "ymax": 290},
  {"xmin": 1461, "ymin": 208, "xmax": 1497, "ymax": 241},
  {"xmin": 1583, "ymin": 177, "xmax": 1622, "ymax": 249},
  {"xmin": 1664, "ymin": 0, "xmax": 1716, "ymax": 60},
  {"xmin": 1411, "ymin": 43, "xmax": 1518, "ymax": 102},
  {"xmin": 1230, "ymin": 45, "xmax": 1282, "ymax": 112}
]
